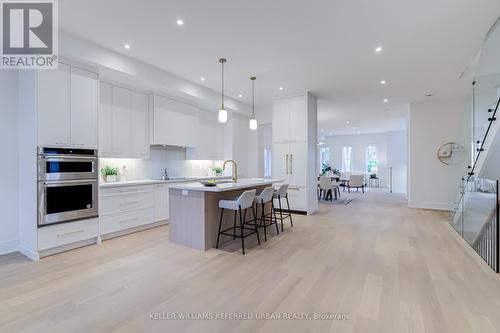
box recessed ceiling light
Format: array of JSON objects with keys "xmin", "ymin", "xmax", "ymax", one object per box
[
  {"xmin": 238, "ymin": 94, "xmax": 243, "ymax": 98},
  {"xmin": 380, "ymin": 80, "xmax": 386, "ymax": 85},
  {"xmin": 383, "ymin": 99, "xmax": 389, "ymax": 103},
  {"xmin": 124, "ymin": 43, "xmax": 131, "ymax": 49},
  {"xmin": 279, "ymin": 87, "xmax": 284, "ymax": 91},
  {"xmin": 200, "ymin": 77, "xmax": 205, "ymax": 81},
  {"xmin": 346, "ymin": 121, "xmax": 350, "ymax": 124},
  {"xmin": 176, "ymin": 19, "xmax": 184, "ymax": 26},
  {"xmin": 375, "ymin": 46, "xmax": 383, "ymax": 53}
]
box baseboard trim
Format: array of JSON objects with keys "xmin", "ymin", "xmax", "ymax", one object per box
[
  {"xmin": 18, "ymin": 243, "xmax": 40, "ymax": 261},
  {"xmin": 0, "ymin": 239, "xmax": 18, "ymax": 256},
  {"xmin": 408, "ymin": 200, "xmax": 452, "ymax": 211}
]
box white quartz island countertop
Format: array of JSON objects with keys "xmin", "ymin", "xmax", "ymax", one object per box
[
  {"xmin": 168, "ymin": 178, "xmax": 283, "ymax": 192},
  {"xmin": 99, "ymin": 176, "xmax": 231, "ymax": 188}
]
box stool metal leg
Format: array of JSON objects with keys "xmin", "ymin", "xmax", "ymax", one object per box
[
  {"xmin": 286, "ymin": 194, "xmax": 293, "ymax": 227},
  {"xmin": 216, "ymin": 208, "xmax": 224, "ymax": 249},
  {"xmin": 233, "ymin": 210, "xmax": 237, "ymax": 240},
  {"xmin": 261, "ymin": 200, "xmax": 267, "ymax": 241},
  {"xmin": 271, "ymin": 201, "xmax": 280, "ymax": 235},
  {"xmin": 278, "ymin": 195, "xmax": 284, "ymax": 232},
  {"xmin": 251, "ymin": 205, "xmax": 260, "ymax": 245},
  {"xmin": 239, "ymin": 206, "xmax": 245, "ymax": 255}
]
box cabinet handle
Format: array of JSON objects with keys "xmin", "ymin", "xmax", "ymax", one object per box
[
  {"xmin": 120, "ymin": 201, "xmax": 139, "ymax": 205},
  {"xmin": 285, "ymin": 154, "xmax": 289, "ymax": 175},
  {"xmin": 290, "ymin": 154, "xmax": 293, "ymax": 175},
  {"xmin": 119, "ymin": 217, "xmax": 139, "ymax": 224},
  {"xmin": 56, "ymin": 229, "xmax": 85, "ymax": 238}
]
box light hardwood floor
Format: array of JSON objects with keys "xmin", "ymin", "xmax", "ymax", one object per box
[{"xmin": 1, "ymin": 190, "xmax": 500, "ymax": 333}]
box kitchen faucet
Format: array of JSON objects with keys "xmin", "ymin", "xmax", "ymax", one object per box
[{"xmin": 223, "ymin": 160, "xmax": 238, "ymax": 182}]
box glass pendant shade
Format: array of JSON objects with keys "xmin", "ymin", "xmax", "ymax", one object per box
[
  {"xmin": 249, "ymin": 117, "xmax": 257, "ymax": 130},
  {"xmin": 218, "ymin": 108, "xmax": 228, "ymax": 123}
]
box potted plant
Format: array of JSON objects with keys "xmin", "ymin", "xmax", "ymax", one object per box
[
  {"xmin": 101, "ymin": 165, "xmax": 119, "ymax": 183},
  {"xmin": 213, "ymin": 167, "xmax": 223, "ymax": 176}
]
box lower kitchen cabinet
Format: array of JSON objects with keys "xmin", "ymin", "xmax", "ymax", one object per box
[
  {"xmin": 154, "ymin": 184, "xmax": 170, "ymax": 221},
  {"xmin": 38, "ymin": 218, "xmax": 99, "ymax": 252},
  {"xmin": 99, "ymin": 183, "xmax": 170, "ymax": 238}
]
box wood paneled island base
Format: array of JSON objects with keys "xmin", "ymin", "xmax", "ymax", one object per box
[{"xmin": 168, "ymin": 179, "xmax": 281, "ymax": 250}]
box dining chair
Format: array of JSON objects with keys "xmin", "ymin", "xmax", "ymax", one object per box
[{"xmin": 346, "ymin": 174, "xmax": 365, "ymax": 193}]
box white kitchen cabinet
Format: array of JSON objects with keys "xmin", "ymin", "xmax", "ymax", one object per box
[
  {"xmin": 38, "ymin": 218, "xmax": 99, "ymax": 251},
  {"xmin": 70, "ymin": 67, "xmax": 98, "ymax": 148},
  {"xmin": 152, "ymin": 95, "xmax": 199, "ymax": 147},
  {"xmin": 289, "ymin": 95, "xmax": 308, "ymax": 142},
  {"xmin": 37, "ymin": 63, "xmax": 98, "ymax": 149},
  {"xmin": 37, "ymin": 63, "xmax": 71, "ymax": 147},
  {"xmin": 99, "ymin": 83, "xmax": 113, "ymax": 155},
  {"xmin": 271, "ymin": 98, "xmax": 290, "ymax": 143},
  {"xmin": 99, "ymin": 83, "xmax": 150, "ymax": 158},
  {"xmin": 99, "ymin": 183, "xmax": 169, "ymax": 238},
  {"xmin": 154, "ymin": 184, "xmax": 170, "ymax": 221},
  {"xmin": 131, "ymin": 92, "xmax": 150, "ymax": 158},
  {"xmin": 186, "ymin": 110, "xmax": 224, "ymax": 160},
  {"xmin": 112, "ymin": 86, "xmax": 132, "ymax": 156},
  {"xmin": 272, "ymin": 93, "xmax": 317, "ymax": 214}
]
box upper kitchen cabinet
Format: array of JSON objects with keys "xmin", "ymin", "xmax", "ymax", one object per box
[
  {"xmin": 37, "ymin": 63, "xmax": 71, "ymax": 147},
  {"xmin": 70, "ymin": 67, "xmax": 98, "ymax": 148},
  {"xmin": 37, "ymin": 63, "xmax": 98, "ymax": 148},
  {"xmin": 99, "ymin": 83, "xmax": 150, "ymax": 158},
  {"xmin": 272, "ymin": 95, "xmax": 308, "ymax": 143},
  {"xmin": 152, "ymin": 95, "xmax": 199, "ymax": 147},
  {"xmin": 186, "ymin": 110, "xmax": 224, "ymax": 160}
]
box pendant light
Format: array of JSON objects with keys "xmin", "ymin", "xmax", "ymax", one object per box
[
  {"xmin": 249, "ymin": 76, "xmax": 258, "ymax": 130},
  {"xmin": 218, "ymin": 58, "xmax": 228, "ymax": 123}
]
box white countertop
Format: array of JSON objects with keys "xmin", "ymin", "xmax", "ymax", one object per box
[
  {"xmin": 99, "ymin": 176, "xmax": 231, "ymax": 188},
  {"xmin": 168, "ymin": 178, "xmax": 283, "ymax": 192}
]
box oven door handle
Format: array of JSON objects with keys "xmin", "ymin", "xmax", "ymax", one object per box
[
  {"xmin": 41, "ymin": 155, "xmax": 97, "ymax": 160},
  {"xmin": 42, "ymin": 179, "xmax": 98, "ymax": 186}
]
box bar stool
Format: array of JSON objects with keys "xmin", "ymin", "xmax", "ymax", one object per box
[
  {"xmin": 253, "ymin": 187, "xmax": 279, "ymax": 242},
  {"xmin": 216, "ymin": 190, "xmax": 260, "ymax": 255},
  {"xmin": 273, "ymin": 184, "xmax": 293, "ymax": 232}
]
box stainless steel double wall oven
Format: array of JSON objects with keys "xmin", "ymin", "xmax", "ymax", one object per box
[{"xmin": 37, "ymin": 147, "xmax": 99, "ymax": 227}]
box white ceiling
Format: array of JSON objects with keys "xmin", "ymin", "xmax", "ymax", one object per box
[{"xmin": 59, "ymin": 0, "xmax": 500, "ymax": 134}]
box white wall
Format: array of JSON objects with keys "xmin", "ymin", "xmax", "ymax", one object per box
[
  {"xmin": 323, "ymin": 131, "xmax": 407, "ymax": 194},
  {"xmin": 408, "ymin": 96, "xmax": 470, "ymax": 210},
  {"xmin": 0, "ymin": 71, "xmax": 19, "ymax": 255}
]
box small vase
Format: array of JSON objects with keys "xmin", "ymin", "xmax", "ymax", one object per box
[{"xmin": 106, "ymin": 175, "xmax": 117, "ymax": 183}]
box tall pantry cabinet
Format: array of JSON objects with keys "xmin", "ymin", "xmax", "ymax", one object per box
[{"xmin": 272, "ymin": 92, "xmax": 318, "ymax": 215}]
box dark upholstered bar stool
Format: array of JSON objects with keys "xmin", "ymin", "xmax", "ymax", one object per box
[
  {"xmin": 216, "ymin": 189, "xmax": 260, "ymax": 255},
  {"xmin": 252, "ymin": 186, "xmax": 279, "ymax": 242},
  {"xmin": 273, "ymin": 184, "xmax": 293, "ymax": 232}
]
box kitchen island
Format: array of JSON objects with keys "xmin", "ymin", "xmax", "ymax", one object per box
[{"xmin": 169, "ymin": 178, "xmax": 282, "ymax": 250}]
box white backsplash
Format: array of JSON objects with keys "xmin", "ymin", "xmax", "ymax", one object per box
[{"xmin": 99, "ymin": 146, "xmax": 226, "ymax": 181}]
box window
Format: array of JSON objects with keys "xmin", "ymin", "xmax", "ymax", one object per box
[
  {"xmin": 319, "ymin": 147, "xmax": 331, "ymax": 169},
  {"xmin": 366, "ymin": 145, "xmax": 378, "ymax": 173},
  {"xmin": 342, "ymin": 146, "xmax": 352, "ymax": 172},
  {"xmin": 264, "ymin": 148, "xmax": 272, "ymax": 178}
]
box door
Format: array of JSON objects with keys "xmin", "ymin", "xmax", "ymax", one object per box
[
  {"xmin": 289, "ymin": 142, "xmax": 307, "ymax": 187},
  {"xmin": 289, "ymin": 95, "xmax": 308, "ymax": 142},
  {"xmin": 99, "ymin": 83, "xmax": 113, "ymax": 156},
  {"xmin": 272, "ymin": 142, "xmax": 290, "ymax": 182},
  {"xmin": 112, "ymin": 86, "xmax": 132, "ymax": 156},
  {"xmin": 37, "ymin": 63, "xmax": 70, "ymax": 147},
  {"xmin": 131, "ymin": 91, "xmax": 149, "ymax": 158},
  {"xmin": 272, "ymin": 99, "xmax": 290, "ymax": 142},
  {"xmin": 70, "ymin": 67, "xmax": 98, "ymax": 148}
]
